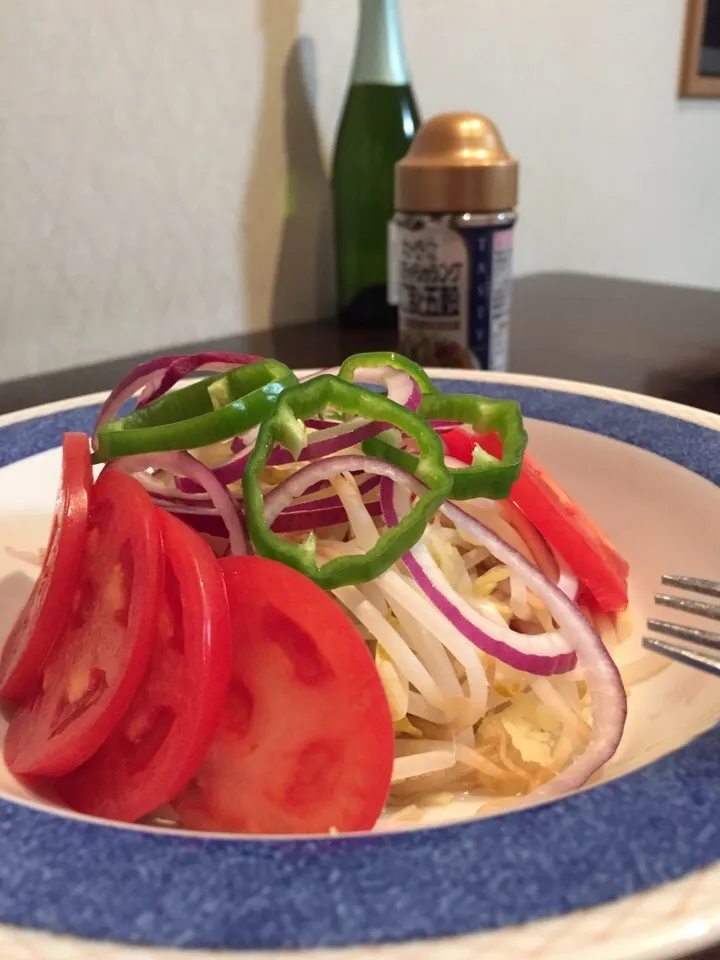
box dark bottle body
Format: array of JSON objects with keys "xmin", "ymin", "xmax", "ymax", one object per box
[{"xmin": 332, "ymin": 0, "xmax": 420, "ymax": 332}]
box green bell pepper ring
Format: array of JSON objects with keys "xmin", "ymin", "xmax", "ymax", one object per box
[
  {"xmin": 243, "ymin": 375, "xmax": 452, "ymax": 589},
  {"xmin": 95, "ymin": 359, "xmax": 297, "ymax": 461},
  {"xmin": 338, "ymin": 351, "xmax": 439, "ymax": 395},
  {"xmin": 363, "ymin": 392, "xmax": 528, "ymax": 500}
]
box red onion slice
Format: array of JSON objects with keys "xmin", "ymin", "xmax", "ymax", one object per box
[
  {"xmin": 278, "ymin": 368, "xmax": 419, "ymax": 463},
  {"xmin": 108, "ymin": 452, "xmax": 248, "ymax": 556},
  {"xmin": 298, "ymin": 417, "xmax": 390, "ymax": 460},
  {"xmin": 269, "ymin": 368, "xmax": 420, "ymax": 461},
  {"xmin": 368, "ymin": 472, "xmax": 625, "ymax": 795},
  {"xmin": 140, "ymin": 462, "xmax": 380, "ymax": 539},
  {"xmin": 303, "ymin": 418, "xmax": 342, "ymax": 429},
  {"xmin": 284, "ymin": 475, "xmax": 380, "ymax": 514},
  {"xmin": 158, "ymin": 487, "xmax": 381, "ymax": 535},
  {"xmin": 177, "ymin": 369, "xmax": 421, "ymax": 494},
  {"xmin": 132, "ymin": 469, "xmax": 215, "ymax": 507},
  {"xmin": 94, "ymin": 359, "xmax": 172, "ymax": 446},
  {"xmin": 380, "ymin": 480, "xmax": 577, "ymax": 676},
  {"xmin": 438, "ymin": 498, "xmax": 627, "ymax": 798},
  {"xmin": 269, "ymin": 471, "xmax": 376, "ymax": 506},
  {"xmin": 148, "ymin": 488, "xmax": 214, "ymax": 508},
  {"xmin": 350, "ymin": 366, "xmax": 422, "ymax": 412},
  {"xmin": 94, "ymin": 352, "xmax": 263, "ymax": 447},
  {"xmin": 176, "ymin": 427, "xmax": 380, "ymax": 493},
  {"xmin": 261, "ymin": 455, "xmax": 417, "ymax": 528},
  {"xmin": 230, "ymin": 425, "xmax": 261, "ymax": 455},
  {"xmin": 137, "ymin": 352, "xmax": 264, "ymax": 407},
  {"xmin": 272, "ymin": 500, "xmax": 382, "ymax": 534}
]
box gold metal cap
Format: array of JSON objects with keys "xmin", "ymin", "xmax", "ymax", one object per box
[{"xmin": 395, "ymin": 112, "xmax": 518, "ymax": 214}]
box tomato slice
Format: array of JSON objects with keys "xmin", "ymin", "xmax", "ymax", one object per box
[
  {"xmin": 440, "ymin": 427, "xmax": 478, "ymax": 466},
  {"xmin": 172, "ymin": 556, "xmax": 394, "ymax": 835},
  {"xmin": 0, "ymin": 434, "xmax": 92, "ymax": 701},
  {"xmin": 4, "ymin": 471, "xmax": 162, "ymax": 777},
  {"xmin": 442, "ymin": 427, "xmax": 629, "ymax": 613},
  {"xmin": 56, "ymin": 511, "xmax": 232, "ymax": 822}
]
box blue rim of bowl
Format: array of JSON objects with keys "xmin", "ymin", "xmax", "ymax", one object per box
[{"xmin": 0, "ymin": 378, "xmax": 718, "ymax": 952}]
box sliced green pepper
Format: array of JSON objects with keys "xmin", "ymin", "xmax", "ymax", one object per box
[
  {"xmin": 338, "ymin": 351, "xmax": 439, "ymax": 395},
  {"xmin": 95, "ymin": 359, "xmax": 297, "ymax": 461},
  {"xmin": 363, "ymin": 392, "xmax": 528, "ymax": 500},
  {"xmin": 243, "ymin": 375, "xmax": 452, "ymax": 589}
]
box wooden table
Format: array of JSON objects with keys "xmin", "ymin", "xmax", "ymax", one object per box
[{"xmin": 0, "ymin": 271, "xmax": 719, "ymax": 959}]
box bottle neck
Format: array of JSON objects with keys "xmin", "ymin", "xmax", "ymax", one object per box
[{"xmin": 351, "ymin": 0, "xmax": 410, "ymax": 86}]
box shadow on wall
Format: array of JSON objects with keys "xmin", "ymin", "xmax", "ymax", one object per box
[{"xmin": 240, "ymin": 0, "xmax": 334, "ymax": 332}]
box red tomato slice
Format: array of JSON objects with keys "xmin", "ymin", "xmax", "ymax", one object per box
[
  {"xmin": 442, "ymin": 427, "xmax": 629, "ymax": 613},
  {"xmin": 55, "ymin": 511, "xmax": 232, "ymax": 822},
  {"xmin": 0, "ymin": 433, "xmax": 92, "ymax": 701},
  {"xmin": 4, "ymin": 471, "xmax": 162, "ymax": 777},
  {"xmin": 172, "ymin": 556, "xmax": 394, "ymax": 835},
  {"xmin": 440, "ymin": 426, "xmax": 478, "ymax": 466}
]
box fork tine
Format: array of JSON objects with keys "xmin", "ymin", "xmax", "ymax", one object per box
[
  {"xmin": 655, "ymin": 593, "xmax": 720, "ymax": 622},
  {"xmin": 642, "ymin": 636, "xmax": 720, "ymax": 677},
  {"xmin": 661, "ymin": 575, "xmax": 720, "ymax": 599},
  {"xmin": 646, "ymin": 618, "xmax": 720, "ymax": 649}
]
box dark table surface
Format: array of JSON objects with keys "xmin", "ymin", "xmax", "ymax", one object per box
[
  {"xmin": 0, "ymin": 272, "xmax": 719, "ymax": 417},
  {"xmin": 1, "ymin": 271, "xmax": 719, "ymax": 959}
]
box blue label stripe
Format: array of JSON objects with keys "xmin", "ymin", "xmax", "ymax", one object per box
[{"xmin": 457, "ymin": 226, "xmax": 514, "ymax": 369}]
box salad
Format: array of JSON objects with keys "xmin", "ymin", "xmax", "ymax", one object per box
[{"xmin": 0, "ymin": 351, "xmax": 636, "ymax": 835}]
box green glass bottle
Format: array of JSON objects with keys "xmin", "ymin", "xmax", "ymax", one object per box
[{"xmin": 332, "ymin": 0, "xmax": 420, "ymax": 330}]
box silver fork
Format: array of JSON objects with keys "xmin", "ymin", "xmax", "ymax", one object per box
[{"xmin": 643, "ymin": 575, "xmax": 720, "ymax": 675}]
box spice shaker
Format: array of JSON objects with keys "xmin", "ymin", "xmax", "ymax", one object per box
[{"xmin": 391, "ymin": 113, "xmax": 519, "ymax": 370}]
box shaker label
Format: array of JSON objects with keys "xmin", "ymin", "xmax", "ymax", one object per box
[
  {"xmin": 397, "ymin": 218, "xmax": 514, "ymax": 370},
  {"xmin": 396, "ymin": 222, "xmax": 470, "ymax": 368}
]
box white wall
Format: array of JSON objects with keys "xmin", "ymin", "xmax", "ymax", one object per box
[{"xmin": 0, "ymin": 0, "xmax": 717, "ymax": 381}]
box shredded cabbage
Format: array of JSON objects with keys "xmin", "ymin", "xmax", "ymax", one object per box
[{"xmin": 307, "ymin": 472, "xmax": 639, "ymax": 821}]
